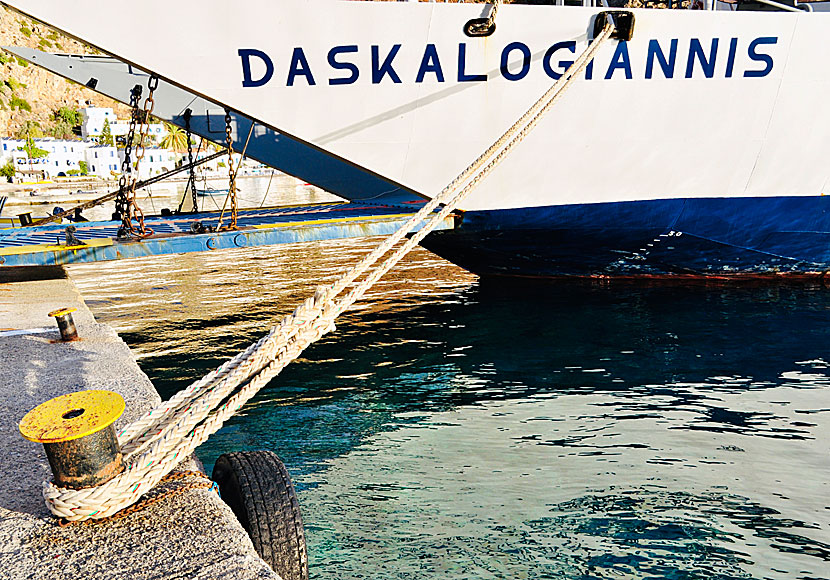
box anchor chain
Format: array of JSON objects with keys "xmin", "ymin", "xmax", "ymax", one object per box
[
  {"xmin": 113, "ymin": 85, "xmax": 140, "ymax": 225},
  {"xmin": 216, "ymin": 109, "xmax": 239, "ymax": 230},
  {"xmin": 116, "ymin": 75, "xmax": 159, "ymax": 239},
  {"xmin": 179, "ymin": 108, "xmax": 199, "ymax": 213}
]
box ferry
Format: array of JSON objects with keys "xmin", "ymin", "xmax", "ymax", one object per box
[{"xmin": 4, "ymin": 0, "xmax": 830, "ymax": 279}]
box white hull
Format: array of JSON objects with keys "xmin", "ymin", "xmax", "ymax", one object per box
[{"xmin": 4, "ymin": 1, "xmax": 829, "ymax": 212}]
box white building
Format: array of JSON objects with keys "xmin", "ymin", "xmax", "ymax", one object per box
[
  {"xmin": 119, "ymin": 147, "xmax": 178, "ymax": 180},
  {"xmin": 84, "ymin": 145, "xmax": 120, "ymax": 179},
  {"xmin": 80, "ymin": 106, "xmax": 167, "ymax": 143},
  {"xmin": 80, "ymin": 107, "xmax": 118, "ymax": 140},
  {"xmin": 2, "ymin": 135, "xmax": 178, "ymax": 181},
  {"xmin": 36, "ymin": 139, "xmax": 90, "ymax": 177},
  {"xmin": 0, "ymin": 138, "xmax": 23, "ymax": 165},
  {"xmin": 4, "ymin": 138, "xmax": 91, "ymax": 179}
]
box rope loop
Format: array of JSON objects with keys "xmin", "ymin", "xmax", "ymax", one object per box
[{"xmin": 465, "ymin": 0, "xmax": 501, "ymax": 37}]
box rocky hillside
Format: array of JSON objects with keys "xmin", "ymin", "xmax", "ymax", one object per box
[{"xmin": 0, "ymin": 6, "xmax": 128, "ymax": 137}]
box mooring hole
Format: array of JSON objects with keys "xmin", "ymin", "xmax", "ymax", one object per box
[{"xmin": 62, "ymin": 408, "xmax": 85, "ymax": 420}]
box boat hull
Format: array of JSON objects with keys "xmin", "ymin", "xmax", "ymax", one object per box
[
  {"xmin": 6, "ymin": 1, "xmax": 830, "ymax": 279},
  {"xmin": 422, "ymin": 196, "xmax": 830, "ymax": 279}
]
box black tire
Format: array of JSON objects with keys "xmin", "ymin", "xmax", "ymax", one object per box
[{"xmin": 212, "ymin": 451, "xmax": 308, "ymax": 580}]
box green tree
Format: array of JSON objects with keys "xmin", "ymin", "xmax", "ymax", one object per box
[
  {"xmin": 51, "ymin": 119, "xmax": 77, "ymax": 139},
  {"xmin": 51, "ymin": 106, "xmax": 82, "ymax": 139},
  {"xmin": 16, "ymin": 121, "xmax": 49, "ymax": 178},
  {"xmin": 16, "ymin": 120, "xmax": 43, "ymax": 140},
  {"xmin": 19, "ymin": 139, "xmax": 49, "ymax": 159},
  {"xmin": 51, "ymin": 120, "xmax": 72, "ymax": 139},
  {"xmin": 159, "ymin": 122, "xmax": 188, "ymax": 151},
  {"xmin": 100, "ymin": 118, "xmax": 114, "ymax": 146},
  {"xmin": 78, "ymin": 160, "xmax": 89, "ymax": 175},
  {"xmin": 53, "ymin": 106, "xmax": 82, "ymax": 126},
  {"xmin": 0, "ymin": 160, "xmax": 15, "ymax": 182}
]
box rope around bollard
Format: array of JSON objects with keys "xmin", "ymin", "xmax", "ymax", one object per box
[
  {"xmin": 42, "ymin": 17, "xmax": 618, "ymax": 522},
  {"xmin": 57, "ymin": 471, "xmax": 215, "ymax": 526}
]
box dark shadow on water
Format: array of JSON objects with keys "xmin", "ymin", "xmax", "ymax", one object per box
[
  {"xmin": 124, "ymin": 281, "xmax": 830, "ymax": 472},
  {"xmin": 112, "ymin": 278, "xmax": 830, "ymax": 580}
]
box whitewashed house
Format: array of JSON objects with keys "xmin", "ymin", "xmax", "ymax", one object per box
[
  {"xmin": 0, "ymin": 138, "xmax": 23, "ymax": 166},
  {"xmin": 80, "ymin": 107, "xmax": 118, "ymax": 140},
  {"xmin": 119, "ymin": 147, "xmax": 178, "ymax": 180},
  {"xmin": 84, "ymin": 145, "xmax": 120, "ymax": 179},
  {"xmin": 80, "ymin": 106, "xmax": 167, "ymax": 143},
  {"xmin": 4, "ymin": 138, "xmax": 91, "ymax": 179},
  {"xmin": 36, "ymin": 139, "xmax": 90, "ymax": 177}
]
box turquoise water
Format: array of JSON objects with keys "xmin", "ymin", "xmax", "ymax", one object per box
[{"xmin": 68, "ymin": 239, "xmax": 830, "ymax": 579}]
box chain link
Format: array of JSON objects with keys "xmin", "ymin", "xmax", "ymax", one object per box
[
  {"xmin": 216, "ymin": 109, "xmax": 238, "ymax": 230},
  {"xmin": 114, "ymin": 85, "xmax": 141, "ymax": 224},
  {"xmin": 180, "ymin": 109, "xmax": 198, "ymax": 213},
  {"xmin": 116, "ymin": 75, "xmax": 159, "ymax": 239}
]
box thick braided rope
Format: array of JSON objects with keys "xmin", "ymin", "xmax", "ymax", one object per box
[
  {"xmin": 482, "ymin": 0, "xmax": 501, "ymax": 32},
  {"xmin": 119, "ymin": 19, "xmax": 614, "ymax": 477},
  {"xmin": 113, "ymin": 22, "xmax": 612, "ymax": 466},
  {"xmin": 114, "ymin": 16, "xmax": 609, "ymax": 458},
  {"xmin": 43, "ymin": 21, "xmax": 614, "ymax": 521}
]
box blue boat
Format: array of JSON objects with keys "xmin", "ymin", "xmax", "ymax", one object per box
[{"xmin": 195, "ymin": 187, "xmax": 230, "ymax": 197}]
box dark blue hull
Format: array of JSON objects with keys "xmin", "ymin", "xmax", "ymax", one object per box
[{"xmin": 421, "ymin": 197, "xmax": 830, "ymax": 279}]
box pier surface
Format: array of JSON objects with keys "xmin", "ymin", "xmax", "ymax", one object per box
[{"xmin": 0, "ymin": 267, "xmax": 280, "ymax": 579}]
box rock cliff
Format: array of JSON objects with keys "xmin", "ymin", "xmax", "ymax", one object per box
[{"xmin": 0, "ymin": 6, "xmax": 128, "ymax": 137}]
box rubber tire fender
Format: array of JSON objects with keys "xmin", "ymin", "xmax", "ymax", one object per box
[{"xmin": 212, "ymin": 450, "xmax": 308, "ymax": 580}]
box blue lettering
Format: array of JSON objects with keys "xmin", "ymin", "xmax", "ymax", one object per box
[
  {"xmin": 328, "ymin": 45, "xmax": 359, "ymax": 85},
  {"xmin": 645, "ymin": 39, "xmax": 677, "ymax": 79},
  {"xmin": 543, "ymin": 41, "xmax": 575, "ymax": 80},
  {"xmin": 416, "ymin": 44, "xmax": 444, "ymax": 83},
  {"xmin": 372, "ymin": 45, "xmax": 402, "ymax": 84},
  {"xmin": 725, "ymin": 38, "xmax": 738, "ymax": 78},
  {"xmin": 239, "ymin": 48, "xmax": 274, "ymax": 88},
  {"xmin": 458, "ymin": 43, "xmax": 487, "ymax": 82},
  {"xmin": 745, "ymin": 37, "xmax": 777, "ymax": 78},
  {"xmin": 605, "ymin": 41, "xmax": 632, "ymax": 80},
  {"xmin": 287, "ymin": 47, "xmax": 315, "ymax": 86},
  {"xmin": 500, "ymin": 42, "xmax": 531, "ymax": 81},
  {"xmin": 685, "ymin": 38, "xmax": 719, "ymax": 79}
]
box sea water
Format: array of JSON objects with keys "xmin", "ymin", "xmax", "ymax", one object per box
[{"xmin": 68, "ymin": 231, "xmax": 830, "ymax": 579}]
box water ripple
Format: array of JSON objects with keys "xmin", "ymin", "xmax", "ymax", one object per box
[{"xmin": 68, "ymin": 238, "xmax": 830, "ymax": 580}]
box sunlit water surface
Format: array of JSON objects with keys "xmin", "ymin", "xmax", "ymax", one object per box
[{"xmin": 68, "ymin": 230, "xmax": 830, "ymax": 579}]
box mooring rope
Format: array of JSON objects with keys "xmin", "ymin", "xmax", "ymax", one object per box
[{"xmin": 44, "ymin": 18, "xmax": 616, "ymax": 521}]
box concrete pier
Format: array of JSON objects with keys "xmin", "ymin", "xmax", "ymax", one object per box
[{"xmin": 0, "ymin": 267, "xmax": 281, "ymax": 579}]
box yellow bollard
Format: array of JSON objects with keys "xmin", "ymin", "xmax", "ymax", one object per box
[
  {"xmin": 48, "ymin": 307, "xmax": 79, "ymax": 341},
  {"xmin": 19, "ymin": 390, "xmax": 126, "ymax": 489}
]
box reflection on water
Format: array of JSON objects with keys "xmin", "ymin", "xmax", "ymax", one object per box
[
  {"xmin": 68, "ymin": 241, "xmax": 830, "ymax": 580},
  {"xmin": 4, "ymin": 173, "xmax": 341, "ymax": 222}
]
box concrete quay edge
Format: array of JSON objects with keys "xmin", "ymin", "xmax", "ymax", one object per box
[{"xmin": 0, "ymin": 266, "xmax": 281, "ymax": 580}]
